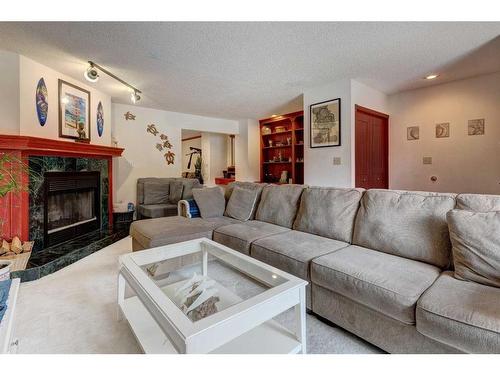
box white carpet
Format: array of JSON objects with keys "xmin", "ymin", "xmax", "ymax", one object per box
[{"xmin": 14, "ymin": 237, "xmax": 382, "ymax": 354}]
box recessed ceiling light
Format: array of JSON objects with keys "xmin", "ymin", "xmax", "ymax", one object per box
[{"xmin": 425, "ymin": 74, "xmax": 439, "ymax": 80}]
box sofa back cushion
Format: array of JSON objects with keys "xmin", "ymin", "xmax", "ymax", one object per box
[
  {"xmin": 225, "ymin": 182, "xmax": 266, "ymax": 219},
  {"xmin": 143, "ymin": 181, "xmax": 170, "ymax": 205},
  {"xmin": 181, "ymin": 178, "xmax": 202, "ymax": 200},
  {"xmin": 456, "ymin": 193, "xmax": 500, "ymax": 212},
  {"xmin": 137, "ymin": 177, "xmax": 173, "ymax": 204},
  {"xmin": 255, "ymin": 184, "xmax": 305, "ymax": 228},
  {"xmin": 193, "ymin": 187, "xmax": 225, "ymax": 218},
  {"xmin": 224, "ymin": 187, "xmax": 260, "ymax": 222},
  {"xmin": 447, "ymin": 209, "xmax": 500, "ymax": 288},
  {"xmin": 293, "ymin": 187, "xmax": 364, "ymax": 243},
  {"xmin": 353, "ymin": 189, "xmax": 456, "ymax": 268},
  {"xmin": 168, "ymin": 180, "xmax": 184, "ymax": 204}
]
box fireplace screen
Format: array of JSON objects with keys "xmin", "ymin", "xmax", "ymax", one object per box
[
  {"xmin": 47, "ymin": 190, "xmax": 96, "ymax": 233},
  {"xmin": 44, "ymin": 171, "xmax": 101, "ymax": 247}
]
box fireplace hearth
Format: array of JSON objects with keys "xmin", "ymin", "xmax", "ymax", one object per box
[{"xmin": 44, "ymin": 171, "xmax": 101, "ymax": 247}]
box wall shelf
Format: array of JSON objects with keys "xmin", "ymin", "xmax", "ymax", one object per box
[{"xmin": 259, "ymin": 111, "xmax": 304, "ymax": 184}]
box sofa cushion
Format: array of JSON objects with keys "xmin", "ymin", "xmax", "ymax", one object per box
[
  {"xmin": 130, "ymin": 216, "xmax": 215, "ymax": 249},
  {"xmin": 138, "ymin": 203, "xmax": 178, "ymax": 218},
  {"xmin": 213, "ymin": 220, "xmax": 290, "ymax": 255},
  {"xmin": 293, "ymin": 187, "xmax": 363, "ymax": 242},
  {"xmin": 137, "ymin": 178, "xmax": 173, "ymax": 204},
  {"xmin": 181, "ymin": 178, "xmax": 202, "ymax": 200},
  {"xmin": 416, "ymin": 272, "xmax": 500, "ymax": 353},
  {"xmin": 255, "ymin": 184, "xmax": 304, "ymax": 228},
  {"xmin": 353, "ymin": 189, "xmax": 456, "ymax": 268},
  {"xmin": 225, "ymin": 182, "xmax": 266, "ymax": 220},
  {"xmin": 251, "ymin": 230, "xmax": 348, "ymax": 280},
  {"xmin": 311, "ymin": 245, "xmax": 441, "ymax": 324},
  {"xmin": 143, "ymin": 182, "xmax": 170, "ymax": 205},
  {"xmin": 202, "ymin": 216, "xmax": 242, "ymax": 227},
  {"xmin": 192, "ymin": 187, "xmax": 225, "ymax": 218},
  {"xmin": 456, "ymin": 193, "xmax": 500, "ymax": 212},
  {"xmin": 168, "ymin": 180, "xmax": 184, "ymax": 204},
  {"xmin": 225, "ymin": 187, "xmax": 260, "ymax": 222},
  {"xmin": 447, "ymin": 209, "xmax": 500, "ymax": 288}
]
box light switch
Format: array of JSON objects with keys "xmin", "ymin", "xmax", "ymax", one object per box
[
  {"xmin": 423, "ymin": 157, "xmax": 432, "ymax": 165},
  {"xmin": 333, "ymin": 157, "xmax": 341, "ymax": 165}
]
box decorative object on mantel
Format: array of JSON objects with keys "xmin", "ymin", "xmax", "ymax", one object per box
[
  {"xmin": 407, "ymin": 126, "xmax": 420, "ymax": 140},
  {"xmin": 35, "ymin": 77, "xmax": 48, "ymax": 127},
  {"xmin": 468, "ymin": 118, "xmax": 485, "ymax": 135},
  {"xmin": 124, "ymin": 111, "xmax": 136, "ymax": 121},
  {"xmin": 58, "ymin": 79, "xmax": 91, "ymax": 142},
  {"xmin": 435, "ymin": 123, "xmax": 450, "ymax": 138},
  {"xmin": 96, "ymin": 101, "xmax": 104, "ymax": 137},
  {"xmin": 310, "ymin": 98, "xmax": 341, "ymax": 148}
]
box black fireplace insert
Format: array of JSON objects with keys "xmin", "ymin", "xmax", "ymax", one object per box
[{"xmin": 43, "ymin": 171, "xmax": 101, "ymax": 247}]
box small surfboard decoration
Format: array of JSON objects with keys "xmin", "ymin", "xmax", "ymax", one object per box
[
  {"xmin": 97, "ymin": 101, "xmax": 104, "ymax": 137},
  {"xmin": 35, "ymin": 78, "xmax": 48, "ymax": 126}
]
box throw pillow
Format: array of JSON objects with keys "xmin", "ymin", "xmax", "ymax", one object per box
[
  {"xmin": 143, "ymin": 182, "xmax": 170, "ymax": 205},
  {"xmin": 225, "ymin": 187, "xmax": 260, "ymax": 221},
  {"xmin": 192, "ymin": 187, "xmax": 225, "ymax": 218},
  {"xmin": 169, "ymin": 180, "xmax": 184, "ymax": 204},
  {"xmin": 447, "ymin": 209, "xmax": 500, "ymax": 288}
]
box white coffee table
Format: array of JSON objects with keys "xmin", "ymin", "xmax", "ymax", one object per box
[{"xmin": 118, "ymin": 238, "xmax": 307, "ymax": 354}]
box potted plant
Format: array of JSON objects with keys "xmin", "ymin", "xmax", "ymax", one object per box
[{"xmin": 194, "ymin": 155, "xmax": 204, "ymax": 185}]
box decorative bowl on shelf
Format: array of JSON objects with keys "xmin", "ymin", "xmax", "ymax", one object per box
[
  {"xmin": 275, "ymin": 126, "xmax": 287, "ymax": 133},
  {"xmin": 261, "ymin": 126, "xmax": 271, "ymax": 135}
]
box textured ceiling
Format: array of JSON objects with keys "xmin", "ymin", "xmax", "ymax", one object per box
[{"xmin": 0, "ymin": 22, "xmax": 499, "ymax": 120}]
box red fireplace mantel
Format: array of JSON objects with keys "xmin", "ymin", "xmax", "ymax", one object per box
[
  {"xmin": 0, "ymin": 135, "xmax": 124, "ymax": 242},
  {"xmin": 0, "ymin": 135, "xmax": 124, "ymax": 157}
]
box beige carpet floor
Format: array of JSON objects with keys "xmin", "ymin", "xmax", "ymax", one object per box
[{"xmin": 14, "ymin": 236, "xmax": 382, "ymax": 354}]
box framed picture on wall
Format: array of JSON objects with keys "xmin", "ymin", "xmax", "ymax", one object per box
[
  {"xmin": 58, "ymin": 79, "xmax": 91, "ymax": 141},
  {"xmin": 310, "ymin": 98, "xmax": 341, "ymax": 148}
]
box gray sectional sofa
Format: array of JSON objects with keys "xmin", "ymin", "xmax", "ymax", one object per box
[
  {"xmin": 136, "ymin": 177, "xmax": 202, "ymax": 219},
  {"xmin": 129, "ymin": 182, "xmax": 500, "ymax": 353}
]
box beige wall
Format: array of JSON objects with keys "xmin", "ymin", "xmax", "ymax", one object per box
[
  {"xmin": 0, "ymin": 51, "xmax": 20, "ymax": 135},
  {"xmin": 388, "ymin": 71, "xmax": 500, "ymax": 194},
  {"xmin": 19, "ymin": 55, "xmax": 112, "ymax": 146}
]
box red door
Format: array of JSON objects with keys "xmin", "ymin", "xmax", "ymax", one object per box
[{"xmin": 355, "ymin": 105, "xmax": 389, "ymax": 189}]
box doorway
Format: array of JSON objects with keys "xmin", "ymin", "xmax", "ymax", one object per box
[{"xmin": 355, "ymin": 105, "xmax": 389, "ymax": 189}]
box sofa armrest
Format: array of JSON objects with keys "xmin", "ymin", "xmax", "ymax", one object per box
[{"xmin": 178, "ymin": 199, "xmax": 201, "ymax": 218}]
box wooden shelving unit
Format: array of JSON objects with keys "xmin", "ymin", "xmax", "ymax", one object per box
[{"xmin": 259, "ymin": 111, "xmax": 304, "ymax": 184}]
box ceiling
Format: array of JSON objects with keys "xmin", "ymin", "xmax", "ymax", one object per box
[{"xmin": 0, "ymin": 22, "xmax": 499, "ymax": 120}]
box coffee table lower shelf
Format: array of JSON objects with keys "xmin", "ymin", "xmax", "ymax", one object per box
[{"xmin": 121, "ymin": 296, "xmax": 302, "ymax": 354}]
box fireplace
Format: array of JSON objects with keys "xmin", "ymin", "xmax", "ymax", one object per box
[{"xmin": 44, "ymin": 171, "xmax": 101, "ymax": 247}]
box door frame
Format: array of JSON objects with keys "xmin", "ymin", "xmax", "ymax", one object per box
[{"xmin": 354, "ymin": 104, "xmax": 390, "ymax": 189}]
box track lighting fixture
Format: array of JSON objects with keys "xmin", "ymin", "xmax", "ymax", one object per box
[
  {"xmin": 84, "ymin": 61, "xmax": 142, "ymax": 104},
  {"xmin": 84, "ymin": 63, "xmax": 99, "ymax": 82}
]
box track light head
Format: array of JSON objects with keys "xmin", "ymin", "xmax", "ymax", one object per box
[
  {"xmin": 84, "ymin": 63, "xmax": 99, "ymax": 83},
  {"xmin": 131, "ymin": 91, "xmax": 141, "ymax": 104}
]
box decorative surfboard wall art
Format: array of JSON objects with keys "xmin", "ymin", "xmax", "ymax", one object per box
[
  {"xmin": 35, "ymin": 78, "xmax": 48, "ymax": 126},
  {"xmin": 97, "ymin": 101, "xmax": 104, "ymax": 137}
]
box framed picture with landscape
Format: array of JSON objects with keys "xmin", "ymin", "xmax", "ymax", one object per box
[
  {"xmin": 58, "ymin": 79, "xmax": 91, "ymax": 141},
  {"xmin": 310, "ymin": 98, "xmax": 341, "ymax": 148}
]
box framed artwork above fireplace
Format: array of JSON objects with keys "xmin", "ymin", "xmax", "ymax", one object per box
[{"xmin": 58, "ymin": 79, "xmax": 91, "ymax": 142}]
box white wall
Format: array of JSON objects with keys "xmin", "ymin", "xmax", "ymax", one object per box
[
  {"xmin": 0, "ymin": 51, "xmax": 20, "ymax": 135},
  {"xmin": 303, "ymin": 79, "xmax": 389, "ymax": 187},
  {"xmin": 388, "ymin": 71, "xmax": 500, "ymax": 194},
  {"xmin": 112, "ymin": 103, "xmax": 239, "ymax": 203},
  {"xmin": 303, "ymin": 79, "xmax": 352, "ymax": 187},
  {"xmin": 18, "ymin": 56, "xmax": 112, "ymax": 146},
  {"xmin": 235, "ymin": 119, "xmax": 260, "ymax": 182}
]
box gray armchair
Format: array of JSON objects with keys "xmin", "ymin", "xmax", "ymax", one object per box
[{"xmin": 136, "ymin": 177, "xmax": 202, "ymax": 219}]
